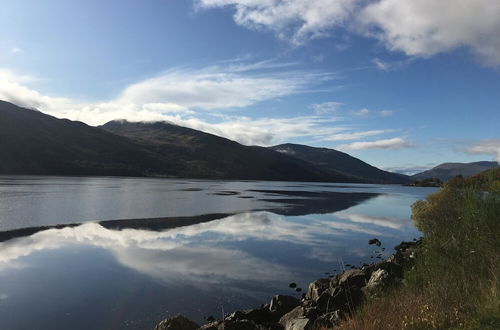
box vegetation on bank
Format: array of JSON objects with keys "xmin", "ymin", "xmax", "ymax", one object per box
[
  {"xmin": 337, "ymin": 168, "xmax": 500, "ymax": 329},
  {"xmin": 409, "ymin": 177, "xmax": 443, "ymax": 187}
]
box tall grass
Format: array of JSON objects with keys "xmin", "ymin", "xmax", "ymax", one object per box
[{"xmin": 334, "ymin": 169, "xmax": 500, "ymax": 329}]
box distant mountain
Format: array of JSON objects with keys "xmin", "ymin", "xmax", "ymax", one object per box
[
  {"xmin": 270, "ymin": 143, "xmax": 410, "ymax": 184},
  {"xmin": 411, "ymin": 161, "xmax": 499, "ymax": 181},
  {"xmin": 101, "ymin": 120, "xmax": 357, "ymax": 182}
]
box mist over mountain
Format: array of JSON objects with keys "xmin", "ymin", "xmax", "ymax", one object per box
[{"xmin": 411, "ymin": 161, "xmax": 499, "ymax": 181}]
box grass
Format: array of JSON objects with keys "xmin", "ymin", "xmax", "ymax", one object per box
[{"xmin": 328, "ymin": 169, "xmax": 500, "ymax": 329}]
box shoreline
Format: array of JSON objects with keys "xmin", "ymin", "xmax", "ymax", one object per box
[{"xmin": 155, "ymin": 238, "xmax": 422, "ymax": 330}]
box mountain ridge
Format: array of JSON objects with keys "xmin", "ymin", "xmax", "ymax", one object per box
[
  {"xmin": 411, "ymin": 161, "xmax": 499, "ymax": 181},
  {"xmin": 270, "ymin": 143, "xmax": 410, "ymax": 184},
  {"xmin": 0, "ymin": 100, "xmax": 409, "ymax": 183}
]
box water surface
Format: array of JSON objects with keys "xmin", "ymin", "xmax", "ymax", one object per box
[{"xmin": 0, "ymin": 175, "xmax": 437, "ymax": 329}]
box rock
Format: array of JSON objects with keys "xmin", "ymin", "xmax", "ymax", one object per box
[
  {"xmin": 220, "ymin": 319, "xmax": 271, "ymax": 330},
  {"xmin": 363, "ymin": 268, "xmax": 391, "ymax": 296},
  {"xmin": 225, "ymin": 306, "xmax": 272, "ymax": 324},
  {"xmin": 198, "ymin": 321, "xmax": 221, "ymax": 330},
  {"xmin": 279, "ymin": 306, "xmax": 319, "ymax": 328},
  {"xmin": 306, "ymin": 278, "xmax": 330, "ymax": 301},
  {"xmin": 338, "ymin": 269, "xmax": 367, "ymax": 288},
  {"xmin": 289, "ymin": 283, "xmax": 297, "ymax": 288},
  {"xmin": 312, "ymin": 310, "xmax": 343, "ymax": 328},
  {"xmin": 368, "ymin": 238, "xmax": 382, "ymax": 246},
  {"xmin": 269, "ymin": 295, "xmax": 300, "ymax": 318},
  {"xmin": 318, "ymin": 286, "xmax": 365, "ymax": 314},
  {"xmin": 284, "ymin": 318, "xmax": 310, "ymax": 330},
  {"xmin": 155, "ymin": 315, "xmax": 199, "ymax": 330}
]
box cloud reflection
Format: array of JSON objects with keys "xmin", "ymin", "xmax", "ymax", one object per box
[
  {"xmin": 333, "ymin": 211, "xmax": 410, "ymax": 230},
  {"xmin": 0, "ymin": 211, "xmax": 403, "ymax": 284}
]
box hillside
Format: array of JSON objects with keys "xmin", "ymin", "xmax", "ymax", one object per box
[
  {"xmin": 411, "ymin": 161, "xmax": 499, "ymax": 181},
  {"xmin": 0, "ymin": 100, "xmax": 412, "ymax": 183},
  {"xmin": 101, "ymin": 120, "xmax": 358, "ymax": 182},
  {"xmin": 270, "ymin": 143, "xmax": 410, "ymax": 184},
  {"xmin": 0, "ymin": 100, "xmax": 361, "ymax": 182},
  {"xmin": 0, "ymin": 100, "xmax": 168, "ymax": 176}
]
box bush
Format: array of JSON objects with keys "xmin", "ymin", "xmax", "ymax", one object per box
[{"xmin": 337, "ymin": 168, "xmax": 500, "ymax": 329}]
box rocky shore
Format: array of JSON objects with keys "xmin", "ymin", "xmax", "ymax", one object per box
[{"xmin": 155, "ymin": 239, "xmax": 422, "ymax": 330}]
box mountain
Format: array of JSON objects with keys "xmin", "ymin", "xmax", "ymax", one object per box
[
  {"xmin": 270, "ymin": 143, "xmax": 410, "ymax": 184},
  {"xmin": 0, "ymin": 100, "xmax": 410, "ymax": 183},
  {"xmin": 411, "ymin": 161, "xmax": 499, "ymax": 181},
  {"xmin": 100, "ymin": 120, "xmax": 358, "ymax": 182},
  {"xmin": 0, "ymin": 100, "xmax": 357, "ymax": 182},
  {"xmin": 0, "ymin": 100, "xmax": 168, "ymax": 176}
]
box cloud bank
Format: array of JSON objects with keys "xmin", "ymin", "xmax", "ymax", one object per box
[{"xmin": 198, "ymin": 0, "xmax": 500, "ymax": 67}]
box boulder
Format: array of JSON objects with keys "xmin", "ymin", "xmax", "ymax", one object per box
[
  {"xmin": 368, "ymin": 238, "xmax": 382, "ymax": 246},
  {"xmin": 225, "ymin": 306, "xmax": 273, "ymax": 324},
  {"xmin": 284, "ymin": 318, "xmax": 310, "ymax": 330},
  {"xmin": 155, "ymin": 315, "xmax": 199, "ymax": 330},
  {"xmin": 338, "ymin": 269, "xmax": 367, "ymax": 288},
  {"xmin": 269, "ymin": 295, "xmax": 300, "ymax": 319},
  {"xmin": 279, "ymin": 306, "xmax": 319, "ymax": 328},
  {"xmin": 306, "ymin": 278, "xmax": 330, "ymax": 301},
  {"xmin": 362, "ymin": 268, "xmax": 393, "ymax": 297},
  {"xmin": 312, "ymin": 310, "xmax": 343, "ymax": 328}
]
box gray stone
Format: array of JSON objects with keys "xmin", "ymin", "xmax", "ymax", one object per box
[
  {"xmin": 269, "ymin": 295, "xmax": 300, "ymax": 318},
  {"xmin": 284, "ymin": 318, "xmax": 310, "ymax": 330},
  {"xmin": 306, "ymin": 278, "xmax": 330, "ymax": 301},
  {"xmin": 312, "ymin": 310, "xmax": 343, "ymax": 328},
  {"xmin": 154, "ymin": 315, "xmax": 199, "ymax": 330},
  {"xmin": 338, "ymin": 269, "xmax": 367, "ymax": 288}
]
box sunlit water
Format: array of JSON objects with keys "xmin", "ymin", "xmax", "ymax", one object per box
[{"xmin": 0, "ymin": 175, "xmax": 438, "ymax": 329}]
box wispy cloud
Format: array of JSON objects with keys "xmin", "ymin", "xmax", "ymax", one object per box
[
  {"xmin": 309, "ymin": 101, "xmax": 343, "ymax": 115},
  {"xmin": 352, "ymin": 108, "xmax": 393, "ymax": 117},
  {"xmin": 337, "ymin": 137, "xmax": 413, "ymax": 151},
  {"xmin": 465, "ymin": 140, "xmax": 500, "ymax": 163},
  {"xmin": 323, "ymin": 129, "xmax": 393, "ymax": 142}
]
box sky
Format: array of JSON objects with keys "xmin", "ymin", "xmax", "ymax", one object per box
[{"xmin": 0, "ymin": 0, "xmax": 499, "ymax": 174}]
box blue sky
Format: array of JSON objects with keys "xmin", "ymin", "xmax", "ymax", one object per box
[{"xmin": 0, "ymin": 0, "xmax": 499, "ymax": 173}]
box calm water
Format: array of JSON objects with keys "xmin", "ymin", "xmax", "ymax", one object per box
[{"xmin": 0, "ymin": 175, "xmax": 438, "ymax": 329}]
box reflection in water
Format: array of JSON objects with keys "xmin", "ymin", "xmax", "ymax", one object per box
[
  {"xmin": 0, "ymin": 211, "xmax": 394, "ymax": 282},
  {"xmin": 0, "ymin": 179, "xmax": 437, "ymax": 330}
]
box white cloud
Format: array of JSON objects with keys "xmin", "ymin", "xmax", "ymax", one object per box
[
  {"xmin": 352, "ymin": 108, "xmax": 370, "ymax": 116},
  {"xmin": 199, "ymin": 0, "xmax": 500, "ymax": 68},
  {"xmin": 309, "ymin": 101, "xmax": 343, "ymax": 115},
  {"xmin": 117, "ymin": 64, "xmax": 322, "ymax": 110},
  {"xmin": 352, "ymin": 108, "xmax": 393, "ymax": 117},
  {"xmin": 323, "ymin": 129, "xmax": 391, "ymax": 142},
  {"xmin": 337, "ymin": 137, "xmax": 413, "ymax": 151},
  {"xmin": 197, "ymin": 0, "xmax": 360, "ymax": 44},
  {"xmin": 372, "ymin": 58, "xmax": 411, "ymax": 72},
  {"xmin": 465, "ymin": 140, "xmax": 500, "ymax": 163},
  {"xmin": 360, "ymin": 0, "xmax": 500, "ymax": 67},
  {"xmin": 0, "ymin": 63, "xmax": 343, "ymax": 146}
]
